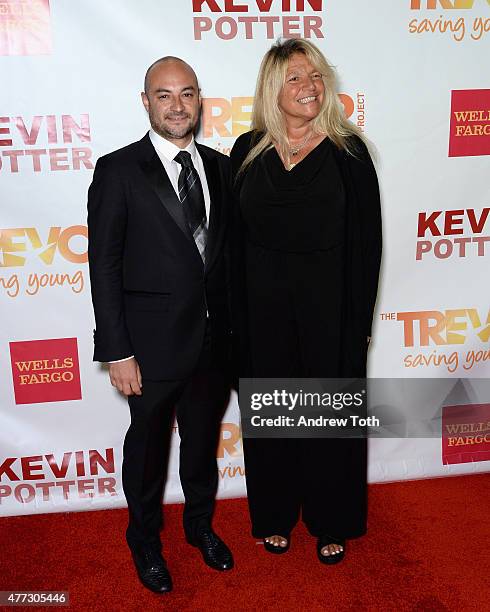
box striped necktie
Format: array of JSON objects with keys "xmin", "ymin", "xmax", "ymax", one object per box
[{"xmin": 174, "ymin": 150, "xmax": 207, "ymax": 263}]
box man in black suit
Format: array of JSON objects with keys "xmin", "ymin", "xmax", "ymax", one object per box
[{"xmin": 87, "ymin": 57, "xmax": 233, "ymax": 594}]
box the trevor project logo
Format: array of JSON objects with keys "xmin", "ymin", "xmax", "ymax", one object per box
[
  {"xmin": 9, "ymin": 338, "xmax": 82, "ymax": 404},
  {"xmin": 0, "ymin": 0, "xmax": 52, "ymax": 56},
  {"xmin": 449, "ymin": 89, "xmax": 490, "ymax": 157}
]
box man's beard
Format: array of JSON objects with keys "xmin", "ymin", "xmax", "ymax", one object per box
[{"xmin": 150, "ymin": 109, "xmax": 195, "ymax": 140}]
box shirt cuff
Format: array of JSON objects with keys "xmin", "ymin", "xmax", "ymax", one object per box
[{"xmin": 108, "ymin": 355, "xmax": 134, "ymax": 363}]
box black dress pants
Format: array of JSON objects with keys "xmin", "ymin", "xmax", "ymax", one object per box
[
  {"xmin": 243, "ymin": 243, "xmax": 367, "ymax": 539},
  {"xmin": 122, "ymin": 324, "xmax": 228, "ymax": 551}
]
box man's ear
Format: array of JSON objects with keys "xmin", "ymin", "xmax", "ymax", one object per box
[{"xmin": 141, "ymin": 92, "xmax": 150, "ymax": 113}]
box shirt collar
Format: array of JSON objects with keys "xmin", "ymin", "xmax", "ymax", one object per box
[{"xmin": 149, "ymin": 129, "xmax": 198, "ymax": 164}]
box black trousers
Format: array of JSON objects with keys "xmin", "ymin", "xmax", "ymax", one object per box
[
  {"xmin": 243, "ymin": 437, "xmax": 367, "ymax": 539},
  {"xmin": 243, "ymin": 243, "xmax": 367, "ymax": 539},
  {"xmin": 122, "ymin": 325, "xmax": 228, "ymax": 551}
]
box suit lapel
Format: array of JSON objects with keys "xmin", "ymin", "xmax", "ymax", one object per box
[
  {"xmin": 138, "ymin": 135, "xmax": 193, "ymax": 243},
  {"xmin": 137, "ymin": 135, "xmax": 225, "ymax": 270},
  {"xmin": 198, "ymin": 144, "xmax": 223, "ymax": 273}
]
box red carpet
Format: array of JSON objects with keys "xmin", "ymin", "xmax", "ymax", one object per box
[{"xmin": 0, "ymin": 474, "xmax": 489, "ymax": 611}]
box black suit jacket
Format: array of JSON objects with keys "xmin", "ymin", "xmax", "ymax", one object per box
[{"xmin": 87, "ymin": 133, "xmax": 231, "ymax": 380}]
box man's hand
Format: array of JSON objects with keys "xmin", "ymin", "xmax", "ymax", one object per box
[{"xmin": 109, "ymin": 358, "xmax": 143, "ymax": 396}]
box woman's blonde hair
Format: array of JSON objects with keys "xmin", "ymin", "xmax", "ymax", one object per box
[{"xmin": 239, "ymin": 38, "xmax": 363, "ymax": 174}]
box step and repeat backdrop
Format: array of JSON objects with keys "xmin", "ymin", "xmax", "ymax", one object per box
[{"xmin": 1, "ymin": 0, "xmax": 489, "ymax": 516}]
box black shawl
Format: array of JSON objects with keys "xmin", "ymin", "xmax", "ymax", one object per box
[{"xmin": 229, "ymin": 131, "xmax": 382, "ymax": 380}]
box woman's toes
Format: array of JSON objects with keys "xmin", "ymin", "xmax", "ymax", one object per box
[
  {"xmin": 265, "ymin": 535, "xmax": 287, "ymax": 547},
  {"xmin": 322, "ymin": 544, "xmax": 343, "ymax": 556}
]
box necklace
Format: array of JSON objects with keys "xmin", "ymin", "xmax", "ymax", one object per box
[{"xmin": 288, "ymin": 130, "xmax": 313, "ymax": 156}]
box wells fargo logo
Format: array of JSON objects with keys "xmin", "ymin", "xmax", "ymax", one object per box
[
  {"xmin": 442, "ymin": 404, "xmax": 490, "ymax": 464},
  {"xmin": 416, "ymin": 208, "xmax": 489, "ymax": 260},
  {"xmin": 449, "ymin": 89, "xmax": 490, "ymax": 157},
  {"xmin": 0, "ymin": 0, "xmax": 52, "ymax": 56},
  {"xmin": 0, "ymin": 448, "xmax": 117, "ymax": 505},
  {"xmin": 9, "ymin": 338, "xmax": 82, "ymax": 404},
  {"xmin": 202, "ymin": 92, "xmax": 366, "ymax": 154},
  {"xmin": 0, "ymin": 225, "xmax": 87, "ymax": 298},
  {"xmin": 380, "ymin": 307, "xmax": 490, "ymax": 372},
  {"xmin": 409, "ymin": 0, "xmax": 490, "ymax": 42},
  {"xmin": 0, "ymin": 114, "xmax": 94, "ymax": 173},
  {"xmin": 192, "ymin": 0, "xmax": 324, "ymax": 41}
]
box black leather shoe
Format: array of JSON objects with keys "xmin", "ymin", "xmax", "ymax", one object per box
[
  {"xmin": 188, "ymin": 529, "xmax": 234, "ymax": 571},
  {"xmin": 131, "ymin": 547, "xmax": 173, "ymax": 593}
]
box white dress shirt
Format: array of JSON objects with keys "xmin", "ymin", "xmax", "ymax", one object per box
[
  {"xmin": 110, "ymin": 130, "xmax": 211, "ymax": 364},
  {"xmin": 149, "ymin": 128, "xmax": 211, "ymax": 223}
]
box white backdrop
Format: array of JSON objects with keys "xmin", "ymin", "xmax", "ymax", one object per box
[{"xmin": 1, "ymin": 0, "xmax": 489, "ymax": 517}]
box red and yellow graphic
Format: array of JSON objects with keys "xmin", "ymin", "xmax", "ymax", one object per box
[
  {"xmin": 408, "ymin": 1, "xmax": 490, "ymax": 42},
  {"xmin": 0, "ymin": 0, "xmax": 52, "ymax": 56},
  {"xmin": 192, "ymin": 0, "xmax": 324, "ymax": 41},
  {"xmin": 202, "ymin": 92, "xmax": 366, "ymax": 152},
  {"xmin": 9, "ymin": 338, "xmax": 82, "ymax": 404},
  {"xmin": 411, "ymin": 0, "xmax": 490, "ymax": 7},
  {"xmin": 0, "ymin": 448, "xmax": 117, "ymax": 504},
  {"xmin": 339, "ymin": 93, "xmax": 366, "ymax": 132},
  {"xmin": 0, "ymin": 226, "xmax": 87, "ymax": 299},
  {"xmin": 442, "ymin": 403, "xmax": 490, "ymax": 464},
  {"xmin": 397, "ymin": 308, "xmax": 490, "ymax": 347},
  {"xmin": 0, "ymin": 114, "xmax": 93, "ymax": 173},
  {"xmin": 202, "ymin": 97, "xmax": 254, "ymax": 139},
  {"xmin": 0, "ymin": 226, "xmax": 88, "ymax": 268},
  {"xmin": 449, "ymin": 89, "xmax": 490, "ymax": 157},
  {"xmin": 415, "ymin": 208, "xmax": 490, "ymax": 260},
  {"xmin": 380, "ymin": 308, "xmax": 490, "ymax": 373}
]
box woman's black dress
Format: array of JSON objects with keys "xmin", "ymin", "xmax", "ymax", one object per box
[{"xmin": 230, "ymin": 134, "xmax": 376, "ymax": 539}]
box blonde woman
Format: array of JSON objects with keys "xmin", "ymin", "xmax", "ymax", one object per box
[{"xmin": 230, "ymin": 38, "xmax": 382, "ymax": 564}]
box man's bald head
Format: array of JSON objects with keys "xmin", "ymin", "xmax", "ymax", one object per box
[
  {"xmin": 141, "ymin": 56, "xmax": 201, "ymax": 147},
  {"xmin": 144, "ymin": 56, "xmax": 198, "ymax": 96}
]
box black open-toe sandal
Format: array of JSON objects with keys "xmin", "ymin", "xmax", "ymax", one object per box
[
  {"xmin": 317, "ymin": 535, "xmax": 345, "ymax": 564},
  {"xmin": 263, "ymin": 534, "xmax": 290, "ymax": 554}
]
